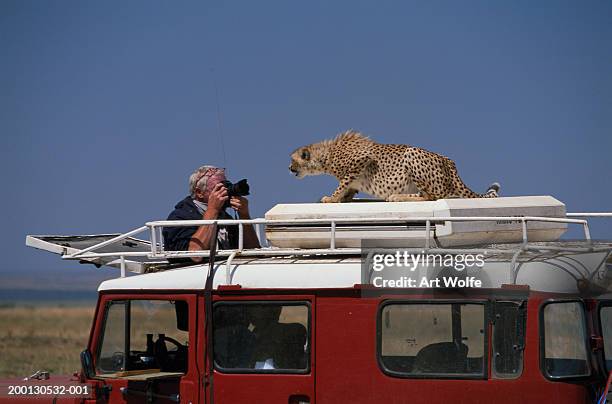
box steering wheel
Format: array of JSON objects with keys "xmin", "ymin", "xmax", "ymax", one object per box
[
  {"xmin": 156, "ymin": 335, "xmax": 187, "ymax": 372},
  {"xmin": 160, "ymin": 335, "xmax": 184, "ymax": 352}
]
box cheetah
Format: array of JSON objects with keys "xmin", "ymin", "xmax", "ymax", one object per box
[{"xmin": 289, "ymin": 130, "xmax": 500, "ymax": 203}]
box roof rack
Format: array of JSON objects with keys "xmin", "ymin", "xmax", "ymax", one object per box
[{"xmin": 25, "ymin": 212, "xmax": 612, "ymax": 277}]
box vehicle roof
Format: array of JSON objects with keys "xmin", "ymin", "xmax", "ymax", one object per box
[
  {"xmin": 98, "ymin": 258, "xmax": 362, "ymax": 291},
  {"xmin": 97, "ymin": 247, "xmax": 612, "ymax": 295}
]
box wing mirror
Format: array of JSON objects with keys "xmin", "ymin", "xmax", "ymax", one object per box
[{"xmin": 80, "ymin": 349, "xmax": 96, "ymax": 379}]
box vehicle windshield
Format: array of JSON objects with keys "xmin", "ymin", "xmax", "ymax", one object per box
[{"xmin": 96, "ymin": 300, "xmax": 189, "ymax": 376}]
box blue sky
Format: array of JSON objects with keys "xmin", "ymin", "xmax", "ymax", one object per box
[{"xmin": 1, "ymin": 1, "xmax": 611, "ymax": 284}]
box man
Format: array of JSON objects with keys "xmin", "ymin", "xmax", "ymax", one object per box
[
  {"xmin": 163, "ymin": 165, "xmax": 260, "ymax": 261},
  {"xmin": 247, "ymin": 305, "xmax": 307, "ymax": 370}
]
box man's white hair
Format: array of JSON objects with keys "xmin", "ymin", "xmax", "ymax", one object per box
[{"xmin": 189, "ymin": 165, "xmax": 224, "ymax": 197}]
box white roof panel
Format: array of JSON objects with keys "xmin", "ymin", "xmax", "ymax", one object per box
[{"xmin": 97, "ymin": 247, "xmax": 612, "ymax": 294}]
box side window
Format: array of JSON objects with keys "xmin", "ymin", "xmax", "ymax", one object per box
[
  {"xmin": 378, "ymin": 302, "xmax": 486, "ymax": 378},
  {"xmin": 600, "ymin": 306, "xmax": 612, "ymax": 372},
  {"xmin": 213, "ymin": 302, "xmax": 309, "ymax": 373},
  {"xmin": 98, "ymin": 301, "xmax": 127, "ymax": 372},
  {"xmin": 541, "ymin": 301, "xmax": 590, "ymax": 379},
  {"xmin": 492, "ymin": 301, "xmax": 526, "ymax": 378},
  {"xmin": 97, "ymin": 300, "xmax": 189, "ymax": 376}
]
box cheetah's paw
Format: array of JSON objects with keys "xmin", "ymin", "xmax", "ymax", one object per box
[{"xmin": 387, "ymin": 193, "xmax": 426, "ymax": 202}]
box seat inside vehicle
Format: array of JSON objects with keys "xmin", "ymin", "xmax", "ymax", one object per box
[{"xmin": 413, "ymin": 342, "xmax": 469, "ymax": 374}]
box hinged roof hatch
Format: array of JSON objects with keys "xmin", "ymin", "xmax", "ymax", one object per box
[{"xmin": 25, "ymin": 234, "xmax": 169, "ymax": 274}]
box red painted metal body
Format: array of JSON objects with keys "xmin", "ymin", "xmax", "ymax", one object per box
[{"xmin": 2, "ymin": 287, "xmax": 610, "ymax": 404}]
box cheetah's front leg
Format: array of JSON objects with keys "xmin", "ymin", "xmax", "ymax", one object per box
[{"xmin": 321, "ymin": 176, "xmax": 358, "ymax": 203}]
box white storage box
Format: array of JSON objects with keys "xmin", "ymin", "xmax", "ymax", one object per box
[{"xmin": 264, "ymin": 196, "xmax": 567, "ymax": 248}]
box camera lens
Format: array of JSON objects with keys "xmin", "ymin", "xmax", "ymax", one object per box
[
  {"xmin": 233, "ymin": 179, "xmax": 250, "ymax": 196},
  {"xmin": 221, "ymin": 179, "xmax": 250, "ymax": 198}
]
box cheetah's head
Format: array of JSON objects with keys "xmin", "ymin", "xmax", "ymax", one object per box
[{"xmin": 289, "ymin": 144, "xmax": 328, "ymax": 178}]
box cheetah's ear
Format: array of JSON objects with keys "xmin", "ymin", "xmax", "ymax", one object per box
[{"xmin": 301, "ymin": 149, "xmax": 310, "ymax": 160}]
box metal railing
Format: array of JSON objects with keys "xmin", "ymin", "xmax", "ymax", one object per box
[{"xmin": 60, "ymin": 213, "xmax": 612, "ymax": 277}]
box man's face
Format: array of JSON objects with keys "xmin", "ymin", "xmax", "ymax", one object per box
[
  {"xmin": 195, "ymin": 170, "xmax": 226, "ymax": 202},
  {"xmin": 249, "ymin": 306, "xmax": 282, "ymax": 331}
]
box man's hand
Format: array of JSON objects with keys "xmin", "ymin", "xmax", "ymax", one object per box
[
  {"xmin": 230, "ymin": 196, "xmax": 250, "ymax": 218},
  {"xmin": 207, "ymin": 183, "xmax": 228, "ymax": 215}
]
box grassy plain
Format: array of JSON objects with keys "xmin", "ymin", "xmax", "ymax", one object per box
[{"xmin": 0, "ymin": 305, "xmax": 95, "ymax": 378}]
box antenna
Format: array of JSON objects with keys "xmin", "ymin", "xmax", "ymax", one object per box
[{"xmin": 210, "ymin": 68, "xmax": 227, "ymax": 169}]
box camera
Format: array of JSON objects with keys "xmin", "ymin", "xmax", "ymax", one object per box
[{"xmin": 221, "ymin": 179, "xmax": 250, "ymax": 198}]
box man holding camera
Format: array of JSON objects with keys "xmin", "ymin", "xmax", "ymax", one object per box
[{"xmin": 163, "ymin": 165, "xmax": 260, "ymax": 262}]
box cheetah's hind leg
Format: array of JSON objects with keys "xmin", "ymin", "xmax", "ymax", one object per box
[{"xmin": 387, "ymin": 193, "xmax": 429, "ymax": 202}]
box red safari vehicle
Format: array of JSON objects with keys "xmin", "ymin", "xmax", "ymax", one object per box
[{"xmin": 11, "ymin": 199, "xmax": 612, "ymax": 403}]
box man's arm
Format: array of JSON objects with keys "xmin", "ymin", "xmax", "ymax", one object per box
[
  {"xmin": 230, "ymin": 196, "xmax": 261, "ymax": 249},
  {"xmin": 188, "ymin": 183, "xmax": 228, "ymax": 261}
]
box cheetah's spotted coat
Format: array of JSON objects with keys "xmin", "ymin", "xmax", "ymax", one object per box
[{"xmin": 289, "ymin": 130, "xmax": 500, "ymax": 203}]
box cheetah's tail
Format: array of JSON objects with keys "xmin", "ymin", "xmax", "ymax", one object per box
[{"xmin": 482, "ymin": 182, "xmax": 501, "ymax": 198}]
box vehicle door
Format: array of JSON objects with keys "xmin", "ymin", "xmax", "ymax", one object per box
[
  {"xmin": 87, "ymin": 293, "xmax": 198, "ymax": 403},
  {"xmin": 206, "ymin": 294, "xmax": 314, "ymax": 404}
]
